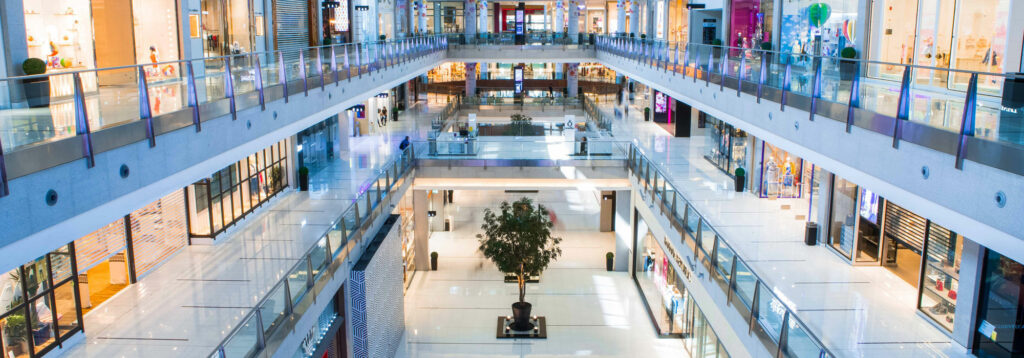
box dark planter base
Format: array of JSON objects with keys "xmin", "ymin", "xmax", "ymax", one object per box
[
  {"xmin": 839, "ymin": 60, "xmax": 857, "ymax": 82},
  {"xmin": 606, "ymin": 257, "xmax": 614, "ymax": 271},
  {"xmin": 734, "ymin": 175, "xmax": 746, "ymax": 192},
  {"xmin": 504, "ymin": 273, "xmax": 540, "ymax": 283},
  {"xmin": 496, "ymin": 315, "xmax": 546, "ymax": 338},
  {"xmin": 510, "ymin": 302, "xmax": 534, "ymax": 331},
  {"xmin": 23, "ymin": 79, "xmax": 50, "ymax": 109},
  {"xmin": 299, "ymin": 172, "xmax": 309, "ymax": 191},
  {"xmin": 430, "ymin": 256, "xmax": 437, "ymax": 270}
]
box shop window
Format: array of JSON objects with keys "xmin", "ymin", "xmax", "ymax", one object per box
[
  {"xmin": 974, "ymin": 249, "xmax": 1024, "ymax": 357},
  {"xmin": 1, "ymin": 311, "xmax": 30, "ymax": 358},
  {"xmin": 827, "ymin": 176, "xmax": 856, "ymax": 260},
  {"xmin": 779, "ymin": 0, "xmax": 858, "ymax": 58},
  {"xmin": 918, "ymin": 224, "xmax": 961, "ymax": 331},
  {"xmin": 951, "ymin": 0, "xmax": 1010, "ymax": 94},
  {"xmin": 0, "ymin": 246, "xmax": 82, "ymax": 358},
  {"xmin": 633, "ymin": 213, "xmax": 687, "ymax": 336},
  {"xmin": 51, "ymin": 282, "xmax": 78, "ymax": 339}
]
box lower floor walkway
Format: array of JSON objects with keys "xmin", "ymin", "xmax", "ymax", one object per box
[{"xmin": 397, "ymin": 190, "xmax": 687, "ymax": 357}]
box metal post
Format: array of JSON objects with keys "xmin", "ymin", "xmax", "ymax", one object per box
[
  {"xmin": 186, "ymin": 62, "xmax": 202, "ymax": 131},
  {"xmin": 224, "ymin": 57, "xmax": 237, "ymax": 120},
  {"xmin": 719, "ymin": 49, "xmax": 728, "ymax": 92},
  {"xmin": 137, "ymin": 66, "xmax": 156, "ymax": 147},
  {"xmin": 780, "ymin": 62, "xmax": 791, "ymax": 111},
  {"xmin": 316, "ymin": 47, "xmax": 325, "ymax": 91},
  {"xmin": 73, "ymin": 73, "xmax": 95, "ymax": 168},
  {"xmin": 705, "ymin": 47, "xmax": 713, "ymax": 87},
  {"xmin": 757, "ymin": 52, "xmax": 767, "ymax": 103},
  {"xmin": 845, "ymin": 64, "xmax": 862, "ymax": 132},
  {"xmin": 344, "ymin": 45, "xmax": 351, "ymax": 81},
  {"xmin": 0, "ymin": 138, "xmax": 8, "ymax": 197},
  {"xmin": 357, "ymin": 43, "xmax": 363, "ymax": 77},
  {"xmin": 892, "ymin": 66, "xmax": 912, "ymax": 149},
  {"xmin": 808, "ymin": 56, "xmax": 822, "ymax": 121},
  {"xmin": 298, "ymin": 50, "xmax": 309, "ymax": 96},
  {"xmin": 278, "ymin": 52, "xmax": 289, "ymax": 103},
  {"xmin": 331, "ymin": 46, "xmax": 340, "ymax": 86},
  {"xmin": 955, "ymin": 73, "xmax": 979, "ymax": 170},
  {"xmin": 776, "ymin": 311, "xmax": 791, "ymax": 358},
  {"xmin": 737, "ymin": 50, "xmax": 746, "ymax": 97},
  {"xmin": 748, "ymin": 282, "xmax": 761, "ymax": 334},
  {"xmin": 254, "ymin": 56, "xmax": 266, "ymax": 111},
  {"xmin": 673, "ymin": 44, "xmax": 679, "ymax": 73}
]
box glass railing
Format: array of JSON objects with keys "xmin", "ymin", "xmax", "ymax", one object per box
[
  {"xmin": 461, "ymin": 96, "xmax": 580, "ymax": 107},
  {"xmin": 413, "ymin": 138, "xmax": 628, "ymax": 160},
  {"xmin": 582, "ymin": 94, "xmax": 614, "ymax": 132},
  {"xmin": 596, "ymin": 35, "xmax": 1024, "ymax": 175},
  {"xmin": 628, "ymin": 143, "xmax": 834, "ymax": 358},
  {"xmin": 0, "ymin": 35, "xmax": 447, "ymax": 197},
  {"xmin": 209, "ymin": 145, "xmax": 415, "ymax": 358},
  {"xmin": 444, "ymin": 31, "xmax": 599, "ymax": 46}
]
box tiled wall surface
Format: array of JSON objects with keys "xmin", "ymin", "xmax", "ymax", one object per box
[{"xmin": 350, "ymin": 216, "xmax": 405, "ymax": 358}]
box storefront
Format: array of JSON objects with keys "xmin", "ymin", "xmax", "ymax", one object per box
[
  {"xmin": 426, "ymin": 1, "xmax": 464, "ymax": 34},
  {"xmin": 778, "ymin": 0, "xmax": 859, "ymax": 58},
  {"xmin": 323, "ymin": 0, "xmax": 352, "ymax": 43},
  {"xmin": 667, "ymin": 0, "xmax": 689, "ymax": 43},
  {"xmin": 823, "ymin": 172, "xmax": 966, "ymax": 333},
  {"xmin": 754, "ymin": 142, "xmax": 806, "ymax": 199},
  {"xmin": 296, "ymin": 289, "xmax": 347, "ymax": 358},
  {"xmin": 703, "ymin": 115, "xmax": 750, "ymax": 176},
  {"xmin": 187, "ymin": 139, "xmax": 290, "ymax": 239},
  {"xmin": 0, "ymin": 246, "xmax": 81, "ymax": 358},
  {"xmin": 298, "ymin": 117, "xmax": 340, "ymax": 176},
  {"xmin": 866, "ymin": 0, "xmax": 1011, "ymax": 94},
  {"xmin": 728, "ymin": 0, "xmax": 772, "ymax": 49},
  {"xmin": 974, "ymin": 249, "xmax": 1024, "ymax": 357},
  {"xmin": 397, "ymin": 194, "xmax": 416, "ymax": 292},
  {"xmin": 201, "ymin": 0, "xmax": 257, "ymax": 56},
  {"xmin": 631, "ymin": 210, "xmax": 732, "ymax": 357}
]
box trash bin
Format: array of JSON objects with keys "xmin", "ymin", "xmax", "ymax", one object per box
[{"xmin": 804, "ymin": 222, "xmax": 818, "ymax": 245}]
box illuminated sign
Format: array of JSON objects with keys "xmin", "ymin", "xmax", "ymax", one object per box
[
  {"xmin": 514, "ymin": 66, "xmax": 524, "ymax": 94},
  {"xmin": 515, "ymin": 9, "xmax": 525, "ymax": 35}
]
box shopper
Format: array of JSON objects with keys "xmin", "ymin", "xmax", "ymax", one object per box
[
  {"xmin": 399, "ymin": 136, "xmax": 411, "ymax": 151},
  {"xmin": 579, "ymin": 136, "xmax": 588, "ymax": 155}
]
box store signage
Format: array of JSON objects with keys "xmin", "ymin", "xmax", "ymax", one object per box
[
  {"xmin": 663, "ymin": 238, "xmax": 691, "ymax": 281},
  {"xmin": 514, "ymin": 66, "xmax": 524, "ymax": 95},
  {"xmin": 515, "ymin": 9, "xmax": 525, "ymax": 35},
  {"xmin": 978, "ymin": 320, "xmax": 996, "ymax": 341},
  {"xmin": 355, "ymin": 5, "xmax": 370, "ymax": 11}
]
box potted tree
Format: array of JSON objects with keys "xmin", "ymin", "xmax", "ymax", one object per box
[
  {"xmin": 605, "ymin": 252, "xmax": 614, "ymax": 271},
  {"xmin": 430, "ymin": 251, "xmax": 438, "ymax": 270},
  {"xmin": 643, "ymin": 106, "xmax": 651, "ymax": 121},
  {"xmin": 839, "ymin": 47, "xmax": 858, "ymax": 82},
  {"xmin": 21, "ymin": 58, "xmax": 49, "ymax": 108},
  {"xmin": 298, "ymin": 166, "xmax": 310, "ymax": 191},
  {"xmin": 270, "ymin": 166, "xmax": 283, "ymax": 190},
  {"xmin": 734, "ymin": 167, "xmax": 746, "ymax": 192},
  {"xmin": 477, "ymin": 198, "xmax": 562, "ymax": 331},
  {"xmin": 4, "ymin": 312, "xmax": 27, "ymax": 356},
  {"xmin": 760, "ymin": 42, "xmax": 774, "ymax": 67}
]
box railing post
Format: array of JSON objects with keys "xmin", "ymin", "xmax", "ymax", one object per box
[
  {"xmin": 278, "ymin": 52, "xmax": 290, "ymax": 103},
  {"xmin": 807, "ymin": 56, "xmax": 822, "ymax": 121},
  {"xmin": 892, "ymin": 65, "xmax": 912, "ymax": 149},
  {"xmin": 780, "ymin": 62, "xmax": 791, "ymax": 111},
  {"xmin": 955, "ymin": 73, "xmax": 979, "ymax": 170},
  {"xmin": 298, "ymin": 50, "xmax": 309, "ymax": 96},
  {"xmin": 344, "ymin": 45, "xmax": 351, "ymax": 81},
  {"xmin": 748, "ymin": 281, "xmax": 761, "ymax": 334},
  {"xmin": 331, "ymin": 46, "xmax": 340, "ymax": 86},
  {"xmin": 186, "ymin": 61, "xmax": 202, "ymax": 131},
  {"xmin": 705, "ymin": 47, "xmax": 713, "ymax": 87},
  {"xmin": 776, "ymin": 311, "xmax": 791, "ymax": 358},
  {"xmin": 719, "ymin": 49, "xmax": 728, "ymax": 92},
  {"xmin": 73, "ymin": 73, "xmax": 95, "ymax": 168},
  {"xmin": 737, "ymin": 50, "xmax": 747, "ymax": 97},
  {"xmin": 316, "ymin": 47, "xmax": 325, "ymax": 91},
  {"xmin": 137, "ymin": 66, "xmax": 156, "ymax": 147},
  {"xmin": 356, "ymin": 43, "xmax": 363, "ymax": 77},
  {"xmin": 254, "ymin": 310, "xmax": 267, "ymax": 351},
  {"xmin": 845, "ymin": 63, "xmax": 862, "ymax": 132},
  {"xmin": 673, "ymin": 44, "xmax": 679, "ymax": 73},
  {"xmin": 757, "ymin": 51, "xmax": 767, "ymax": 103},
  {"xmin": 224, "ymin": 56, "xmax": 237, "ymax": 120},
  {"xmin": 254, "ymin": 55, "xmax": 266, "ymax": 111},
  {"xmin": 0, "ymin": 138, "xmax": 9, "ymax": 197}
]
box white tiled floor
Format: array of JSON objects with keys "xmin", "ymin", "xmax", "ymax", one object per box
[
  {"xmin": 598, "ymin": 101, "xmax": 965, "ymax": 357},
  {"xmin": 396, "ymin": 190, "xmax": 687, "ymax": 358},
  {"xmin": 60, "ymin": 102, "xmax": 439, "ymax": 357}
]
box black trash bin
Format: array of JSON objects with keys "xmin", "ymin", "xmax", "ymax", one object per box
[{"xmin": 804, "ymin": 222, "xmax": 818, "ymax": 245}]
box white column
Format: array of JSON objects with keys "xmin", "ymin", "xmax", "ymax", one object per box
[
  {"xmin": 479, "ymin": 62, "xmax": 488, "ymax": 79},
  {"xmin": 554, "ymin": 0, "xmax": 564, "ymax": 33},
  {"xmin": 616, "ymin": 0, "xmax": 626, "ymax": 34},
  {"xmin": 568, "ymin": 0, "xmax": 579, "ymax": 42},
  {"xmin": 626, "ymin": 0, "xmax": 634, "ymax": 34},
  {"xmin": 464, "ymin": 0, "xmax": 477, "ymax": 39},
  {"xmin": 413, "ymin": 190, "xmax": 430, "ymax": 270},
  {"xmin": 645, "ymin": 0, "xmax": 655, "ymax": 37},
  {"xmin": 465, "ymin": 62, "xmax": 477, "ymax": 96},
  {"xmin": 337, "ymin": 112, "xmax": 350, "ymax": 152},
  {"xmin": 567, "ymin": 63, "xmax": 579, "ymax": 97},
  {"xmin": 554, "ymin": 62, "xmax": 563, "ymax": 79},
  {"xmin": 478, "ymin": 0, "xmax": 489, "ymax": 35},
  {"xmin": 418, "ymin": 1, "xmax": 428, "ymax": 34}
]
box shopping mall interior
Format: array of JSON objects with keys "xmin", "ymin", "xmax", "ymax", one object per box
[{"xmin": 0, "ymin": 1, "xmax": 1022, "ymax": 358}]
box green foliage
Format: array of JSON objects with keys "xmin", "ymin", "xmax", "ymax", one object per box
[
  {"xmin": 840, "ymin": 47, "xmax": 858, "ymax": 59},
  {"xmin": 22, "ymin": 58, "xmax": 46, "ymax": 76},
  {"xmin": 507, "ymin": 113, "xmax": 534, "ymax": 136},
  {"xmin": 4, "ymin": 314, "xmax": 26, "ymax": 342},
  {"xmin": 431, "ymin": 251, "xmax": 438, "ymax": 259},
  {"xmin": 270, "ymin": 166, "xmax": 283, "ymax": 188},
  {"xmin": 298, "ymin": 166, "xmax": 309, "ymax": 175},
  {"xmin": 477, "ymin": 198, "xmax": 562, "ymax": 303},
  {"xmin": 711, "ymin": 39, "xmax": 723, "ymax": 46},
  {"xmin": 606, "ymin": 252, "xmax": 614, "ymax": 259},
  {"xmin": 759, "ymin": 42, "xmax": 773, "ymax": 51},
  {"xmin": 734, "ymin": 166, "xmax": 746, "ymax": 177}
]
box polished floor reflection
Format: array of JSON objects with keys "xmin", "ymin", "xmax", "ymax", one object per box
[{"xmin": 397, "ymin": 190, "xmax": 686, "ymax": 357}]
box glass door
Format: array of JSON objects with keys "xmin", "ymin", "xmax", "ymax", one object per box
[
  {"xmin": 869, "ymin": 0, "xmax": 918, "ymax": 81},
  {"xmin": 912, "ymin": 0, "xmax": 955, "ymax": 88}
]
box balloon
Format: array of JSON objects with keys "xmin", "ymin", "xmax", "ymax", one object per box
[{"xmin": 807, "ymin": 3, "xmax": 831, "ymax": 28}]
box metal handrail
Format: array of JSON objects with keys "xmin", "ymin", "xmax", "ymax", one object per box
[
  {"xmin": 629, "ymin": 143, "xmax": 836, "ymax": 358},
  {"xmin": 209, "ymin": 145, "xmax": 415, "ymax": 358}
]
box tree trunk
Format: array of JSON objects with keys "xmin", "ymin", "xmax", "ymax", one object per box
[{"xmin": 518, "ymin": 263, "xmax": 526, "ymax": 303}]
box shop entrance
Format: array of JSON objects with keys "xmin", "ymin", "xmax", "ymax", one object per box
[
  {"xmin": 79, "ymin": 253, "xmax": 130, "ymax": 315},
  {"xmin": 880, "ymin": 202, "xmax": 926, "ymax": 287}
]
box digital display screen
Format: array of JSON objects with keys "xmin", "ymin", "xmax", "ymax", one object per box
[
  {"xmin": 514, "ymin": 67, "xmax": 524, "ymax": 94},
  {"xmin": 654, "ymin": 92, "xmax": 668, "ymax": 113},
  {"xmin": 859, "ymin": 188, "xmax": 879, "ymax": 224},
  {"xmin": 515, "ymin": 9, "xmax": 525, "ymax": 35}
]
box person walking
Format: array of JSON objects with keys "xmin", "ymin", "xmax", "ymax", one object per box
[{"xmin": 399, "ymin": 136, "xmax": 411, "ymax": 151}]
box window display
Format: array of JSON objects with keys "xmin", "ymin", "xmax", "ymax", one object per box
[
  {"xmin": 132, "ymin": 0, "xmax": 181, "ymax": 81},
  {"xmin": 201, "ymin": 0, "xmax": 254, "ymax": 57},
  {"xmin": 757, "ymin": 143, "xmax": 804, "ymax": 199},
  {"xmin": 22, "ymin": 0, "xmax": 98, "ymax": 97},
  {"xmin": 704, "ymin": 116, "xmax": 749, "ymax": 176},
  {"xmin": 779, "ymin": 0, "xmax": 858, "ymax": 57},
  {"xmin": 973, "ymin": 249, "xmax": 1024, "ymax": 357},
  {"xmin": 918, "ymin": 224, "xmax": 961, "ymax": 332},
  {"xmin": 1, "ymin": 246, "xmax": 82, "ymax": 358},
  {"xmin": 729, "ymin": 0, "xmax": 771, "ymax": 49},
  {"xmin": 667, "ymin": 0, "xmax": 689, "ymax": 43}
]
